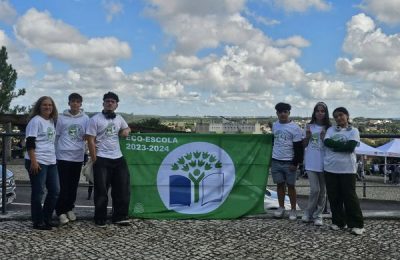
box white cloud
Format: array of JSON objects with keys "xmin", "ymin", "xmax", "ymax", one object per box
[
  {"xmin": 14, "ymin": 8, "xmax": 131, "ymax": 67},
  {"xmin": 335, "ymin": 12, "xmax": 400, "ymax": 114},
  {"xmin": 359, "ymin": 0, "xmax": 400, "ymax": 25},
  {"xmin": 275, "ymin": 36, "xmax": 310, "ymax": 48},
  {"xmin": 0, "ymin": 0, "xmax": 17, "ymax": 24},
  {"xmin": 11, "ymin": 1, "xmax": 383, "ymax": 116},
  {"xmin": 145, "ymin": 1, "xmax": 251, "ymax": 54},
  {"xmin": 140, "ymin": 1, "xmax": 314, "ymax": 108},
  {"xmin": 337, "ymin": 13, "xmax": 400, "ymax": 86},
  {"xmin": 335, "ymin": 57, "xmax": 362, "ymax": 75},
  {"xmin": 283, "ymin": 95, "xmax": 308, "ymax": 109},
  {"xmin": 243, "ymin": 8, "xmax": 280, "ymax": 26},
  {"xmin": 103, "ymin": 0, "xmax": 123, "ymax": 23},
  {"xmin": 272, "ymin": 0, "xmax": 331, "ymax": 13},
  {"xmin": 302, "ymin": 79, "xmax": 360, "ymax": 99},
  {"xmin": 146, "ymin": 0, "xmax": 245, "ymax": 16},
  {"xmin": 0, "ymin": 30, "xmax": 36, "ymax": 77},
  {"xmin": 44, "ymin": 62, "xmax": 53, "ymax": 72}
]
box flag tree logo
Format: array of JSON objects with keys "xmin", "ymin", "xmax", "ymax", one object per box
[{"xmin": 157, "ymin": 142, "xmax": 235, "ymax": 214}]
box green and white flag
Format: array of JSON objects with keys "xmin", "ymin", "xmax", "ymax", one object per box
[{"xmin": 121, "ymin": 133, "xmax": 272, "ymax": 219}]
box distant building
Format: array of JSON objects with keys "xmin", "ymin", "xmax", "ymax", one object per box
[
  {"xmin": 195, "ymin": 121, "xmax": 262, "ymax": 134},
  {"xmin": 195, "ymin": 123, "xmax": 210, "ymax": 133},
  {"xmin": 369, "ymin": 119, "xmax": 392, "ymax": 125}
]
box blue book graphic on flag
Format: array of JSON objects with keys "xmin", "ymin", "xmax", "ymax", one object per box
[
  {"xmin": 169, "ymin": 175, "xmax": 191, "ymax": 206},
  {"xmin": 201, "ymin": 172, "xmax": 224, "ymax": 206}
]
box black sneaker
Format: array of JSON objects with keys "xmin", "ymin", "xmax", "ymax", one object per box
[
  {"xmin": 33, "ymin": 223, "xmax": 52, "ymax": 230},
  {"xmin": 95, "ymin": 220, "xmax": 107, "ymax": 228},
  {"xmin": 44, "ymin": 220, "xmax": 59, "ymax": 228}
]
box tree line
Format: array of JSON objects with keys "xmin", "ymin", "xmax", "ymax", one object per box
[{"xmin": 0, "ymin": 46, "xmax": 26, "ymax": 114}]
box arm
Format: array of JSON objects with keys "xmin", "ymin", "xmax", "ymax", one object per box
[
  {"xmin": 324, "ymin": 139, "xmax": 358, "ymax": 152},
  {"xmin": 303, "ymin": 127, "xmax": 311, "ymax": 148},
  {"xmin": 86, "ymin": 135, "xmax": 97, "ymax": 163},
  {"xmin": 292, "ymin": 141, "xmax": 304, "ymax": 167},
  {"xmin": 119, "ymin": 127, "xmax": 131, "ymax": 137},
  {"xmin": 26, "ymin": 137, "xmax": 40, "ymax": 174}
]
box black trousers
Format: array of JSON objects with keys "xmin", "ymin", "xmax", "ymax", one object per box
[
  {"xmin": 56, "ymin": 160, "xmax": 82, "ymax": 216},
  {"xmin": 325, "ymin": 172, "xmax": 364, "ymax": 228},
  {"xmin": 93, "ymin": 156, "xmax": 131, "ymax": 222}
]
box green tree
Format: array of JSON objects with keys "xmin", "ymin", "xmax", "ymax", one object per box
[
  {"xmin": 171, "ymin": 151, "xmax": 222, "ymax": 203},
  {"xmin": 0, "ymin": 46, "xmax": 26, "ymax": 113},
  {"xmin": 141, "ymin": 118, "xmax": 162, "ymax": 128}
]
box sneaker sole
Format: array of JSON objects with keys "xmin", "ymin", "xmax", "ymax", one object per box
[
  {"xmin": 113, "ymin": 221, "xmax": 131, "ymax": 226},
  {"xmin": 96, "ymin": 224, "xmax": 107, "ymax": 228}
]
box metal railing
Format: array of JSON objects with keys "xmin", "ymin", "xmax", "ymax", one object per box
[{"xmin": 1, "ymin": 132, "xmax": 24, "ymax": 214}]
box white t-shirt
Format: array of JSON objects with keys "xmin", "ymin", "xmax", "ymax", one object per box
[
  {"xmin": 272, "ymin": 121, "xmax": 303, "ymax": 161},
  {"xmin": 25, "ymin": 115, "xmax": 56, "ymax": 165},
  {"xmin": 56, "ymin": 110, "xmax": 89, "ymax": 162},
  {"xmin": 323, "ymin": 126, "xmax": 360, "ymax": 174},
  {"xmin": 86, "ymin": 113, "xmax": 129, "ymax": 159},
  {"xmin": 304, "ymin": 124, "xmax": 325, "ymax": 172}
]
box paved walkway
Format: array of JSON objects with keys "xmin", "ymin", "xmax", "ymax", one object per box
[
  {"xmin": 1, "ymin": 201, "xmax": 400, "ymax": 259},
  {"xmin": 1, "ymin": 217, "xmax": 399, "ymax": 259}
]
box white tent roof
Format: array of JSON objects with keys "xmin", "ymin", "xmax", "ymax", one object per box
[
  {"xmin": 376, "ymin": 138, "xmax": 400, "ymax": 158},
  {"xmin": 355, "ymin": 141, "xmax": 386, "ymax": 156}
]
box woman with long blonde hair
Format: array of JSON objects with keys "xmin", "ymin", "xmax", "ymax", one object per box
[{"xmin": 25, "ymin": 96, "xmax": 60, "ymax": 230}]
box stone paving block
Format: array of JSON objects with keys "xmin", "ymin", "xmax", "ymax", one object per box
[{"xmin": 2, "ymin": 218, "xmax": 398, "ymax": 259}]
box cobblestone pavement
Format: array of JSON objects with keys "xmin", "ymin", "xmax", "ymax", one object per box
[
  {"xmin": 3, "ymin": 162, "xmax": 400, "ymax": 259},
  {"xmin": 0, "ymin": 218, "xmax": 399, "ymax": 260}
]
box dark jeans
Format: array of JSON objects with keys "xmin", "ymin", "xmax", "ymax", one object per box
[
  {"xmin": 55, "ymin": 160, "xmax": 83, "ymax": 215},
  {"xmin": 93, "ymin": 156, "xmax": 131, "ymax": 222},
  {"xmin": 25, "ymin": 160, "xmax": 60, "ymax": 225},
  {"xmin": 325, "ymin": 172, "xmax": 364, "ymax": 228}
]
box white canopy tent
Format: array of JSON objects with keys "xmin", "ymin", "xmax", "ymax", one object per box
[
  {"xmin": 355, "ymin": 141, "xmax": 386, "ymax": 156},
  {"xmin": 376, "ymin": 139, "xmax": 400, "ymax": 183},
  {"xmin": 376, "ymin": 139, "xmax": 400, "ymax": 158},
  {"xmin": 355, "ymin": 141, "xmax": 385, "ymax": 180}
]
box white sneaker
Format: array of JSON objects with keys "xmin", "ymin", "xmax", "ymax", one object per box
[
  {"xmin": 301, "ymin": 214, "xmax": 310, "ymax": 223},
  {"xmin": 67, "ymin": 211, "xmax": 76, "ymax": 221},
  {"xmin": 330, "ymin": 224, "xmax": 347, "ymax": 231},
  {"xmin": 351, "ymin": 228, "xmax": 365, "ymax": 235},
  {"xmin": 274, "ymin": 207, "xmax": 285, "ymax": 218},
  {"xmin": 59, "ymin": 214, "xmax": 69, "ymax": 225},
  {"xmin": 288, "ymin": 210, "xmax": 297, "ymax": 221},
  {"xmin": 330, "ymin": 224, "xmax": 340, "ymax": 231},
  {"xmin": 113, "ymin": 219, "xmax": 131, "ymax": 226},
  {"xmin": 314, "ymin": 218, "xmax": 323, "ymax": 226}
]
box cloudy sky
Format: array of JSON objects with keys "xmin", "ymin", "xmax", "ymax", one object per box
[{"xmin": 1, "ymin": 0, "xmax": 400, "ymax": 117}]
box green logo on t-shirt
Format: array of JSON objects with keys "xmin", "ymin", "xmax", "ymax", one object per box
[
  {"xmin": 105, "ymin": 123, "xmax": 117, "ymax": 136},
  {"xmin": 332, "ymin": 134, "xmax": 347, "ymax": 142},
  {"xmin": 68, "ymin": 124, "xmax": 82, "ymax": 141},
  {"xmin": 275, "ymin": 130, "xmax": 291, "ymax": 141},
  {"xmin": 47, "ymin": 127, "xmax": 55, "ymax": 143}
]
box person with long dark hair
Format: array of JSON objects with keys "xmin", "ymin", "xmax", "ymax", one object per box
[
  {"xmin": 25, "ymin": 96, "xmax": 60, "ymax": 230},
  {"xmin": 323, "ymin": 107, "xmax": 364, "ymax": 235},
  {"xmin": 302, "ymin": 102, "xmax": 331, "ymax": 226}
]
